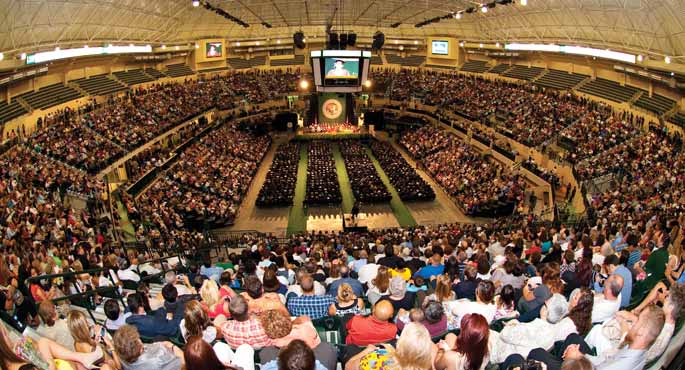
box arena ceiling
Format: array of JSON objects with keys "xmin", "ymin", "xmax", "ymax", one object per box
[{"xmin": 1, "ymin": 0, "xmax": 684, "ymax": 63}]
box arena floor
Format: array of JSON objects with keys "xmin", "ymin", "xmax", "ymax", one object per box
[{"xmin": 219, "ymin": 134, "xmax": 481, "ymax": 236}]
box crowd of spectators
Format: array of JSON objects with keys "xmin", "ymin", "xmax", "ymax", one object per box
[
  {"xmin": 3, "ymin": 205, "xmax": 683, "ymax": 370},
  {"xmin": 401, "ymin": 126, "xmax": 526, "ymax": 216},
  {"xmin": 257, "ymin": 143, "xmax": 300, "ymax": 207},
  {"xmin": 305, "ymin": 142, "xmax": 342, "ymax": 205},
  {"xmin": 368, "ymin": 140, "xmax": 435, "ymax": 201},
  {"xmin": 339, "ymin": 140, "xmax": 391, "ymax": 203}
]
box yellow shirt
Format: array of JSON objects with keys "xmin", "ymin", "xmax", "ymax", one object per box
[{"xmin": 390, "ymin": 268, "xmax": 411, "ymax": 281}]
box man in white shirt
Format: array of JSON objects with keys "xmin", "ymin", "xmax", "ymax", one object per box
[
  {"xmin": 591, "ymin": 274, "xmax": 623, "ymax": 323},
  {"xmin": 357, "ymin": 261, "xmax": 380, "ymax": 285},
  {"xmin": 164, "ymin": 271, "xmax": 196, "ymax": 296},
  {"xmin": 117, "ymin": 260, "xmax": 141, "ymax": 282},
  {"xmin": 286, "ymin": 268, "xmax": 325, "ymax": 296}
]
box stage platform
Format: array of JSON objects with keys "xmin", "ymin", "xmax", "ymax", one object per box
[
  {"xmin": 295, "ymin": 126, "xmax": 369, "ymax": 141},
  {"xmin": 343, "ymin": 213, "xmax": 368, "ymax": 232}
]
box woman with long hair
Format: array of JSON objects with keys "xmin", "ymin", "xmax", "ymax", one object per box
[
  {"xmin": 429, "ymin": 275, "xmax": 456, "ymax": 303},
  {"xmin": 434, "ymin": 314, "xmax": 490, "ymax": 370},
  {"xmin": 367, "ymin": 266, "xmax": 391, "ymax": 305},
  {"xmin": 181, "ymin": 300, "xmax": 217, "ymax": 343},
  {"xmin": 329, "ymin": 283, "xmax": 364, "ymax": 317},
  {"xmin": 67, "ymin": 310, "xmax": 116, "ymax": 370},
  {"xmin": 345, "ymin": 322, "xmax": 433, "ymax": 370},
  {"xmin": 566, "ymin": 287, "xmax": 594, "ymax": 336},
  {"xmin": 184, "ymin": 336, "xmax": 239, "ymax": 370},
  {"xmin": 200, "ymin": 279, "xmax": 229, "ymax": 319}
]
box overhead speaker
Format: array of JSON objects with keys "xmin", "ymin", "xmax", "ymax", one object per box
[
  {"xmin": 340, "ymin": 33, "xmax": 348, "ymax": 49},
  {"xmin": 328, "ymin": 33, "xmax": 339, "ymax": 49},
  {"xmin": 372, "ymin": 31, "xmax": 385, "ymax": 50},
  {"xmin": 293, "ymin": 31, "xmax": 305, "ymax": 49},
  {"xmin": 347, "ymin": 33, "xmax": 357, "ymax": 46}
]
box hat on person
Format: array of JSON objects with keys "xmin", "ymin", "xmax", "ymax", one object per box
[{"xmin": 544, "ymin": 294, "xmax": 569, "ymax": 324}]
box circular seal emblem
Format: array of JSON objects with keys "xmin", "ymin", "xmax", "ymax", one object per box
[{"xmin": 322, "ymin": 99, "xmax": 343, "ymax": 120}]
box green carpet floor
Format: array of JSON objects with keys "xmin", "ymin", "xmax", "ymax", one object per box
[
  {"xmin": 286, "ymin": 143, "xmax": 309, "ymax": 236},
  {"xmin": 366, "ymin": 148, "xmax": 418, "ymax": 228},
  {"xmin": 331, "ymin": 143, "xmax": 355, "ymax": 214}
]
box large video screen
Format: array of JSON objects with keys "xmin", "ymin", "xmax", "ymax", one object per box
[
  {"xmin": 206, "ymin": 42, "xmax": 223, "ymax": 58},
  {"xmin": 431, "ymin": 40, "xmax": 449, "ymax": 55},
  {"xmin": 324, "ymin": 57, "xmax": 360, "ymax": 79}
]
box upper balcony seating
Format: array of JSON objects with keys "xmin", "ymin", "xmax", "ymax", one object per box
[
  {"xmin": 17, "ymin": 83, "xmax": 83, "ymax": 110},
  {"xmin": 0, "ymin": 99, "xmax": 28, "ymax": 124},
  {"xmin": 270, "ymin": 55, "xmax": 305, "ymax": 67},
  {"xmin": 577, "ymin": 78, "xmax": 641, "ymax": 103},
  {"xmin": 534, "ymin": 69, "xmax": 588, "ymax": 90},
  {"xmin": 228, "ymin": 58, "xmax": 252, "ymax": 69},
  {"xmin": 165, "ymin": 64, "xmax": 194, "ymax": 78},
  {"xmin": 249, "ymin": 56, "xmax": 267, "ymax": 68},
  {"xmin": 668, "ymin": 111, "xmax": 685, "ymax": 127},
  {"xmin": 633, "ymin": 93, "xmax": 676, "ymax": 116},
  {"xmin": 459, "ymin": 60, "xmax": 490, "ymax": 73},
  {"xmin": 113, "ymin": 69, "xmax": 157, "ymax": 86},
  {"xmin": 71, "ymin": 74, "xmax": 127, "ymax": 96},
  {"xmin": 143, "ymin": 68, "xmax": 167, "ymax": 79},
  {"xmin": 488, "ymin": 64, "xmax": 511, "ymax": 74},
  {"xmin": 502, "ymin": 65, "xmax": 545, "ymax": 81}
]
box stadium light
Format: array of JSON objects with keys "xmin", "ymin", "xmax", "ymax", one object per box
[
  {"xmin": 520, "ymin": 0, "xmax": 527, "ymax": 5},
  {"xmin": 665, "ymin": 56, "xmax": 671, "ymax": 64},
  {"xmin": 192, "ymin": 0, "xmax": 200, "ymax": 6},
  {"xmin": 364, "ymin": 80, "xmax": 372, "ymax": 88},
  {"xmin": 256, "ymin": 41, "xmax": 260, "ymax": 46},
  {"xmin": 496, "ymin": 42, "xmax": 500, "ymax": 47},
  {"xmin": 299, "ymin": 80, "xmax": 309, "ymax": 89},
  {"xmin": 481, "ymin": 5, "xmax": 488, "ymax": 12},
  {"xmin": 236, "ymin": 42, "xmax": 241, "ymax": 46},
  {"xmin": 414, "ymin": 40, "xmax": 419, "ymax": 44},
  {"xmin": 20, "ymin": 53, "xmax": 26, "ymax": 60},
  {"xmin": 455, "ymin": 12, "xmax": 462, "ymax": 19},
  {"xmin": 195, "ymin": 44, "xmax": 199, "ymax": 49},
  {"xmin": 277, "ymin": 40, "xmax": 281, "ymax": 44},
  {"xmin": 162, "ymin": 45, "xmax": 166, "ymax": 49},
  {"xmin": 0, "ymin": 53, "xmax": 3, "ymax": 61},
  {"xmin": 175, "ymin": 45, "xmax": 180, "ymax": 50},
  {"xmin": 84, "ymin": 45, "xmax": 89, "ymax": 49},
  {"xmin": 637, "ymin": 54, "xmax": 643, "ymax": 62},
  {"xmin": 55, "ymin": 46, "xmax": 60, "ymax": 51}
]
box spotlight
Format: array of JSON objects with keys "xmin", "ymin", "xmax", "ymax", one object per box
[
  {"xmin": 459, "ymin": 41, "xmax": 465, "ymax": 47},
  {"xmin": 364, "ymin": 80, "xmax": 372, "ymax": 88},
  {"xmin": 520, "ymin": 0, "xmax": 527, "ymax": 5},
  {"xmin": 277, "ymin": 40, "xmax": 281, "ymax": 44},
  {"xmin": 299, "ymin": 80, "xmax": 309, "ymax": 89},
  {"xmin": 399, "ymin": 45, "xmax": 404, "ymax": 51},
  {"xmin": 162, "ymin": 45, "xmax": 166, "ymax": 49},
  {"xmin": 84, "ymin": 45, "xmax": 89, "ymax": 49},
  {"xmin": 637, "ymin": 54, "xmax": 643, "ymax": 62},
  {"xmin": 481, "ymin": 5, "xmax": 488, "ymax": 12},
  {"xmin": 394, "ymin": 40, "xmax": 399, "ymax": 44},
  {"xmin": 496, "ymin": 42, "xmax": 500, "ymax": 47},
  {"xmin": 192, "ymin": 0, "xmax": 199, "ymax": 6},
  {"xmin": 20, "ymin": 53, "xmax": 26, "ymax": 60},
  {"xmin": 479, "ymin": 43, "xmax": 484, "ymax": 48},
  {"xmin": 175, "ymin": 45, "xmax": 179, "ymax": 50},
  {"xmin": 0, "ymin": 53, "xmax": 3, "ymax": 61},
  {"xmin": 236, "ymin": 42, "xmax": 241, "ymax": 46},
  {"xmin": 671, "ymin": 72, "xmax": 675, "ymax": 76},
  {"xmin": 256, "ymin": 41, "xmax": 260, "ymax": 46},
  {"xmin": 414, "ymin": 40, "xmax": 419, "ymax": 44},
  {"xmin": 665, "ymin": 56, "xmax": 671, "ymax": 64},
  {"xmin": 195, "ymin": 44, "xmax": 199, "ymax": 49},
  {"xmin": 55, "ymin": 46, "xmax": 60, "ymax": 51},
  {"xmin": 455, "ymin": 12, "xmax": 462, "ymax": 19}
]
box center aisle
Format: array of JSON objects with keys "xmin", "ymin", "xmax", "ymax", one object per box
[
  {"xmin": 365, "ymin": 147, "xmax": 418, "ymax": 228},
  {"xmin": 331, "ymin": 142, "xmax": 356, "ymax": 214},
  {"xmin": 286, "ymin": 143, "xmax": 309, "ymax": 235}
]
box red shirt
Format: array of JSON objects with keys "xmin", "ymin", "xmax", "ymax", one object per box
[{"xmin": 345, "ymin": 315, "xmax": 397, "ymax": 346}]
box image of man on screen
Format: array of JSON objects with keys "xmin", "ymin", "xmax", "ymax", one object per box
[
  {"xmin": 207, "ymin": 44, "xmax": 221, "ymax": 57},
  {"xmin": 326, "ymin": 59, "xmax": 351, "ymax": 77}
]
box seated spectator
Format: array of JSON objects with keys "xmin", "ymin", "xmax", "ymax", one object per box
[
  {"xmin": 287, "ymin": 275, "xmax": 335, "ymax": 320},
  {"xmin": 448, "ymin": 280, "xmax": 497, "ymax": 328},
  {"xmin": 594, "ymin": 255, "xmax": 632, "ymax": 308},
  {"xmin": 112, "ymin": 324, "xmax": 183, "ymax": 370},
  {"xmin": 490, "ymin": 291, "xmax": 593, "ymax": 364},
  {"xmin": 104, "ymin": 298, "xmax": 131, "ymax": 331},
  {"xmin": 367, "ymin": 266, "xmax": 391, "ymax": 305},
  {"xmin": 125, "ymin": 292, "xmax": 183, "ymax": 339},
  {"xmin": 327, "ymin": 266, "xmax": 364, "ymax": 298},
  {"xmin": 200, "ymin": 261, "xmax": 224, "ymax": 283},
  {"xmin": 260, "ymin": 339, "xmax": 328, "ymax": 370},
  {"xmin": 345, "ymin": 300, "xmax": 397, "ymax": 346},
  {"xmin": 416, "ymin": 251, "xmax": 445, "ymax": 279},
  {"xmin": 453, "ymin": 265, "xmax": 479, "ymax": 300},
  {"xmin": 200, "ymin": 279, "xmax": 230, "ymax": 319},
  {"xmin": 592, "ymin": 275, "xmax": 623, "ymax": 323},
  {"xmin": 397, "ymin": 300, "xmax": 447, "ymax": 337},
  {"xmin": 180, "ymin": 300, "xmax": 217, "ymax": 344},
  {"xmin": 184, "ymin": 335, "xmax": 255, "ymax": 370},
  {"xmin": 242, "ymin": 273, "xmax": 288, "ymax": 316},
  {"xmin": 328, "ymin": 283, "xmax": 365, "ymax": 317},
  {"xmin": 379, "ymin": 276, "xmax": 415, "ymax": 314},
  {"xmin": 288, "ymin": 269, "xmax": 326, "ymax": 297},
  {"xmin": 494, "ymin": 285, "xmax": 519, "ymax": 320},
  {"xmin": 215, "ymin": 295, "xmax": 272, "ymax": 349},
  {"xmin": 345, "ymin": 322, "xmax": 433, "ymax": 370},
  {"xmin": 522, "ymin": 304, "xmax": 665, "ymax": 370},
  {"xmin": 67, "ymin": 310, "xmax": 117, "ymax": 369},
  {"xmin": 433, "ymin": 313, "xmax": 490, "ymax": 370},
  {"xmin": 35, "ymin": 300, "xmax": 74, "ymax": 351}
]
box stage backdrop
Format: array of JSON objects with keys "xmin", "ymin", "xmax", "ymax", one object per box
[{"xmin": 318, "ymin": 93, "xmax": 347, "ymax": 124}]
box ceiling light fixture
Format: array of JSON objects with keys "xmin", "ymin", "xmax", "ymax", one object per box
[
  {"xmin": 192, "ymin": 0, "xmax": 200, "ymax": 6},
  {"xmin": 481, "ymin": 5, "xmax": 488, "ymax": 12},
  {"xmin": 520, "ymin": 0, "xmax": 527, "ymax": 5}
]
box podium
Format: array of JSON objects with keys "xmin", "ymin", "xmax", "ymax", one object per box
[{"xmin": 342, "ymin": 213, "xmax": 369, "ymax": 232}]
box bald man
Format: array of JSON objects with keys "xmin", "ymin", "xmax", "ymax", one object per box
[
  {"xmin": 345, "ymin": 300, "xmax": 397, "ymax": 345},
  {"xmin": 592, "ymin": 274, "xmax": 624, "ymax": 323}
]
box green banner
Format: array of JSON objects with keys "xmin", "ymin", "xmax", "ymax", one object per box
[{"xmin": 318, "ymin": 93, "xmax": 346, "ymax": 124}]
